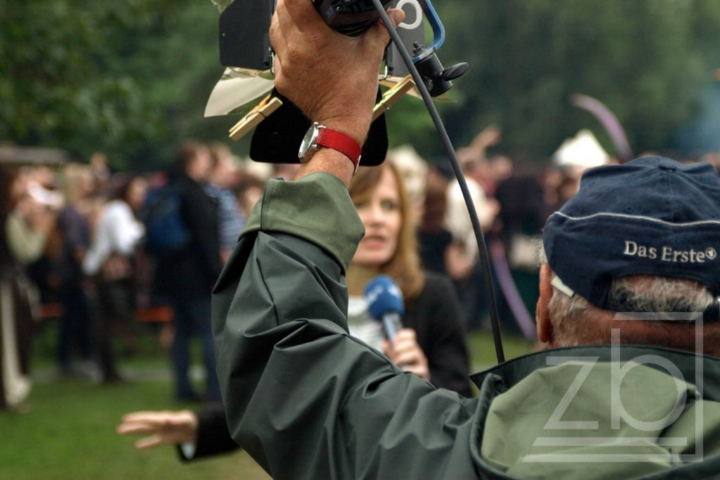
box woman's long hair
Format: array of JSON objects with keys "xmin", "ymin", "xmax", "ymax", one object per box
[
  {"xmin": 111, "ymin": 174, "xmax": 145, "ymax": 217},
  {"xmin": 0, "ymin": 165, "xmax": 20, "ymax": 214},
  {"xmin": 350, "ymin": 162, "xmax": 426, "ymax": 301},
  {"xmin": 420, "ymin": 172, "xmax": 448, "ymax": 233}
]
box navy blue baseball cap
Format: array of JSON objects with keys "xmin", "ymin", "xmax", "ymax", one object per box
[{"xmin": 543, "ymin": 156, "xmax": 720, "ymax": 320}]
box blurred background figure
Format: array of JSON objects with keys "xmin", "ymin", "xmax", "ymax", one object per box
[
  {"xmin": 485, "ymin": 154, "xmax": 514, "ymax": 196},
  {"xmin": 26, "ymin": 166, "xmax": 64, "ymax": 211},
  {"xmin": 548, "ymin": 129, "xmax": 613, "ymax": 211},
  {"xmin": 23, "ymin": 166, "xmax": 65, "ymax": 332},
  {"xmin": 445, "ymin": 126, "xmax": 501, "ymax": 331},
  {"xmin": 231, "ymin": 157, "xmax": 271, "ymax": 220},
  {"xmin": 418, "ymin": 170, "xmax": 452, "ymax": 276},
  {"xmin": 89, "ymin": 152, "xmax": 111, "ymax": 196},
  {"xmin": 233, "ymin": 175, "xmax": 266, "ymax": 221},
  {"xmin": 55, "ymin": 163, "xmax": 96, "ymax": 377},
  {"xmin": 4, "ymin": 168, "xmax": 58, "ymax": 271},
  {"xmin": 347, "ymin": 162, "xmax": 472, "ymax": 396},
  {"xmin": 151, "ymin": 141, "xmax": 222, "ymax": 403},
  {"xmin": 83, "ymin": 174, "xmax": 148, "ymax": 383},
  {"xmin": 388, "ymin": 145, "xmax": 428, "ymax": 221},
  {"xmin": 203, "ymin": 142, "xmax": 244, "ymax": 263},
  {"xmin": 493, "ymin": 166, "xmax": 548, "ymax": 336},
  {"xmin": 0, "ymin": 165, "xmax": 55, "ymax": 411}
]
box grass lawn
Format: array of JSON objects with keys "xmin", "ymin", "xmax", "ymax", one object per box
[
  {"xmin": 1, "ymin": 327, "xmax": 532, "ymax": 479},
  {"xmin": 469, "ymin": 329, "xmax": 536, "ymax": 371},
  {"xmin": 0, "ymin": 379, "xmax": 270, "ymax": 480}
]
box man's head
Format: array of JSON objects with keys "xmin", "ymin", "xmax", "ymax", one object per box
[
  {"xmin": 537, "ymin": 157, "xmax": 720, "ymax": 354},
  {"xmin": 176, "ymin": 141, "xmax": 211, "ymax": 182},
  {"xmin": 208, "ymin": 142, "xmax": 238, "ymax": 189},
  {"xmin": 457, "ymin": 152, "xmax": 490, "ymax": 185}
]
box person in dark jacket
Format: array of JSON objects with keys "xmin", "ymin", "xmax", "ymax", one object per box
[
  {"xmin": 154, "ymin": 141, "xmax": 223, "ymax": 402},
  {"xmin": 55, "ymin": 163, "xmax": 95, "ymax": 375},
  {"xmin": 0, "ymin": 166, "xmax": 49, "ymax": 410},
  {"xmin": 210, "ymin": 2, "xmax": 720, "ymax": 479}
]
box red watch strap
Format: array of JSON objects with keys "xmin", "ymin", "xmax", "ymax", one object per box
[{"xmin": 316, "ymin": 127, "xmax": 362, "ymax": 169}]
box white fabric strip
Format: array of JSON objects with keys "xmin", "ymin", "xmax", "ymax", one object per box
[
  {"xmin": 551, "ymin": 275, "xmax": 576, "ymax": 297},
  {"xmin": 1, "ymin": 280, "xmax": 31, "ymax": 407}
]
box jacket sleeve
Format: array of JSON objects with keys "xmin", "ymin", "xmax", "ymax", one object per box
[
  {"xmin": 178, "ymin": 403, "xmax": 239, "ymax": 461},
  {"xmin": 212, "ymin": 173, "xmax": 480, "ymax": 480}
]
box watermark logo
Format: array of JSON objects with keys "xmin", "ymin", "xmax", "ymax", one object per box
[{"xmin": 523, "ymin": 312, "xmax": 704, "ymax": 464}]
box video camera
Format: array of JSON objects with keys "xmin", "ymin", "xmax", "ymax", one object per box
[
  {"xmin": 220, "ymin": 0, "xmax": 393, "ymax": 68},
  {"xmin": 213, "ymin": 0, "xmax": 467, "ymax": 165}
]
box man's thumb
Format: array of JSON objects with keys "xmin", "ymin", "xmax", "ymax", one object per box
[
  {"xmin": 388, "ymin": 8, "xmax": 405, "ymax": 27},
  {"xmin": 368, "ymin": 8, "xmax": 405, "ymax": 48}
]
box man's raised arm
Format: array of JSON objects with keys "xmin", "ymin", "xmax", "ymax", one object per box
[{"xmin": 212, "ymin": 2, "xmax": 479, "ymax": 479}]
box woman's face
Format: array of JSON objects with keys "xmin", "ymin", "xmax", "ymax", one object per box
[
  {"xmin": 188, "ymin": 148, "xmax": 212, "ymax": 181},
  {"xmin": 352, "ymin": 167, "xmax": 403, "ymax": 268}
]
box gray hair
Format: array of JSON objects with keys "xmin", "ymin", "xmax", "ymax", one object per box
[{"xmin": 539, "ymin": 247, "xmax": 715, "ymax": 348}]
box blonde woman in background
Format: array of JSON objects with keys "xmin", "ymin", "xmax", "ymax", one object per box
[{"xmin": 55, "ymin": 163, "xmax": 96, "ymax": 377}]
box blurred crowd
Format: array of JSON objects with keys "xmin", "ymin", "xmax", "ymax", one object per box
[
  {"xmin": 1, "ymin": 131, "xmax": 719, "ymax": 412},
  {"xmin": 0, "ymin": 145, "xmax": 270, "ymax": 410}
]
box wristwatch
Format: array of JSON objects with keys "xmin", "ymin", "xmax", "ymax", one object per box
[{"xmin": 298, "ymin": 122, "xmax": 362, "ymax": 171}]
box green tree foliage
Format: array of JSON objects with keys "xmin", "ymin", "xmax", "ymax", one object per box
[
  {"xmin": 2, "ymin": 1, "xmax": 719, "ymax": 168},
  {"xmin": 0, "ymin": 0, "xmax": 226, "ymax": 170},
  {"xmin": 434, "ymin": 0, "xmax": 720, "ymax": 160}
]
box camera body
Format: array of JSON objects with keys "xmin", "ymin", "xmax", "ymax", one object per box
[
  {"xmin": 218, "ymin": 0, "xmax": 403, "ymax": 166},
  {"xmin": 216, "ymin": 0, "xmax": 458, "ymax": 165},
  {"xmin": 313, "ymin": 0, "xmax": 395, "ymax": 36},
  {"xmin": 219, "ymin": 0, "xmax": 394, "ymax": 70},
  {"xmin": 219, "ymin": 0, "xmax": 274, "ymax": 70}
]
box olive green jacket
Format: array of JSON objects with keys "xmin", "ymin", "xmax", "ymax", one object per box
[{"xmin": 213, "ymin": 173, "xmax": 720, "ymax": 479}]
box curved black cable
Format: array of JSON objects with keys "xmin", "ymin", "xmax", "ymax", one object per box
[{"xmin": 371, "ymin": 0, "xmax": 505, "ymax": 364}]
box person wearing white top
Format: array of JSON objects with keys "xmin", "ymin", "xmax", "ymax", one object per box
[
  {"xmin": 84, "ymin": 199, "xmax": 145, "ymax": 276},
  {"xmin": 83, "ymin": 175, "xmax": 147, "ymax": 382},
  {"xmin": 444, "ymin": 146, "xmax": 501, "ymax": 331}
]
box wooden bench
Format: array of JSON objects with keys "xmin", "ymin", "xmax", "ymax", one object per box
[
  {"xmin": 39, "ymin": 303, "xmax": 174, "ymax": 323},
  {"xmin": 135, "ymin": 306, "xmax": 174, "ymax": 323}
]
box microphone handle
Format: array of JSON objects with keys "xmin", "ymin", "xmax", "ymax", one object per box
[{"xmin": 381, "ymin": 312, "xmax": 403, "ymax": 341}]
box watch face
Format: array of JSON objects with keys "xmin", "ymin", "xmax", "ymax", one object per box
[{"xmin": 298, "ymin": 123, "xmax": 320, "ymax": 160}]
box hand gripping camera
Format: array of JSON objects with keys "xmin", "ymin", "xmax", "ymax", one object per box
[{"xmin": 214, "ymin": 0, "xmax": 467, "ymax": 165}]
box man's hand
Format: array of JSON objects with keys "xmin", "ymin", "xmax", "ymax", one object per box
[
  {"xmin": 271, "ymin": 0, "xmax": 404, "ymax": 143},
  {"xmin": 117, "ymin": 411, "xmax": 199, "ymax": 449},
  {"xmin": 383, "ymin": 328, "xmax": 430, "ymax": 380},
  {"xmin": 270, "ymin": 0, "xmax": 404, "ymax": 186},
  {"xmin": 473, "ymin": 125, "xmax": 502, "ymax": 150}
]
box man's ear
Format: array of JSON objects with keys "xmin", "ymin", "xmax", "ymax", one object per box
[{"xmin": 536, "ymin": 264, "xmax": 553, "ymax": 344}]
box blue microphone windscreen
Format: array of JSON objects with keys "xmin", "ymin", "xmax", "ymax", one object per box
[{"xmin": 364, "ymin": 275, "xmax": 405, "ymax": 320}]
